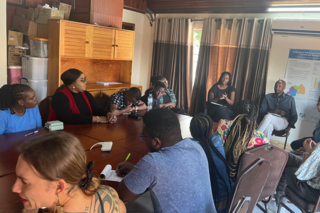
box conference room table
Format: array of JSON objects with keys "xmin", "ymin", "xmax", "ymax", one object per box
[{"xmin": 0, "ymin": 111, "xmax": 194, "ymax": 213}]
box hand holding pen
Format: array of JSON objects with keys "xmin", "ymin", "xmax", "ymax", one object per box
[{"xmin": 116, "ymin": 153, "xmax": 135, "ymax": 177}]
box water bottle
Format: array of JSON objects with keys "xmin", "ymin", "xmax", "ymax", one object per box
[{"xmin": 147, "ymin": 94, "xmax": 153, "ymax": 111}]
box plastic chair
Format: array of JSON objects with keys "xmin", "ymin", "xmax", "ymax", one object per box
[
  {"xmin": 226, "ymin": 158, "xmax": 271, "ymax": 213},
  {"xmin": 278, "ymin": 187, "xmax": 320, "ymax": 213},
  {"xmin": 95, "ymin": 92, "xmax": 111, "ymax": 108},
  {"xmin": 237, "ymin": 144, "xmax": 289, "ymax": 213},
  {"xmin": 272, "ymin": 130, "xmax": 289, "ymax": 149},
  {"xmin": 38, "ymin": 96, "xmax": 52, "ymax": 127}
]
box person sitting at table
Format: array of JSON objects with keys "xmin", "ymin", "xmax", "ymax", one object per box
[
  {"xmin": 12, "ymin": 131, "xmax": 126, "ymax": 213},
  {"xmin": 48, "ymin": 69, "xmax": 117, "ymax": 124},
  {"xmin": 107, "ymin": 87, "xmax": 146, "ymax": 116},
  {"xmin": 145, "ymin": 76, "xmax": 185, "ymax": 114},
  {"xmin": 214, "ymin": 100, "xmax": 269, "ymax": 150},
  {"xmin": 190, "ymin": 113, "xmax": 232, "ymax": 213},
  {"xmin": 258, "ymin": 80, "xmax": 297, "ymax": 142},
  {"xmin": 275, "ymin": 138, "xmax": 320, "ymax": 205},
  {"xmin": 140, "ymin": 82, "xmax": 166, "ymax": 110},
  {"xmin": 291, "ymin": 96, "xmax": 320, "ymax": 153},
  {"xmin": 0, "ymin": 84, "xmax": 42, "ymax": 135},
  {"xmin": 116, "ymin": 108, "xmax": 216, "ymax": 213},
  {"xmin": 223, "ymin": 100, "xmax": 268, "ymax": 179},
  {"xmin": 207, "ymin": 71, "xmax": 236, "ymax": 123}
]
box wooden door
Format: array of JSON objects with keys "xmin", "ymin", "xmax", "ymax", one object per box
[
  {"xmin": 114, "ymin": 30, "xmax": 135, "ymax": 60},
  {"xmin": 89, "ymin": 26, "xmax": 115, "ymax": 59},
  {"xmin": 61, "ymin": 21, "xmax": 90, "ymax": 58}
]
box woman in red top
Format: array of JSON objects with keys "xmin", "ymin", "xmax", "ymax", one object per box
[{"xmin": 48, "ymin": 69, "xmax": 117, "ymax": 124}]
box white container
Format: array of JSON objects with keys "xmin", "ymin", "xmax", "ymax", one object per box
[
  {"xmin": 20, "ymin": 78, "xmax": 48, "ymax": 103},
  {"xmin": 22, "ymin": 55, "xmax": 48, "ymax": 80},
  {"xmin": 29, "ymin": 36, "xmax": 48, "ymax": 58}
]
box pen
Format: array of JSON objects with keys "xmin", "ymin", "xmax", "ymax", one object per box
[
  {"xmin": 124, "ymin": 153, "xmax": 131, "ymax": 162},
  {"xmin": 25, "ymin": 130, "xmax": 38, "ymax": 137}
]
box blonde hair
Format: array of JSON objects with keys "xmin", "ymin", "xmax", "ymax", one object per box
[{"xmin": 20, "ymin": 132, "xmax": 100, "ymax": 196}]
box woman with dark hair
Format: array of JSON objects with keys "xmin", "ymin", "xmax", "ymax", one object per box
[
  {"xmin": 207, "ymin": 71, "xmax": 235, "ymax": 122},
  {"xmin": 221, "ymin": 100, "xmax": 268, "ymax": 178},
  {"xmin": 145, "ymin": 76, "xmax": 185, "ymax": 114},
  {"xmin": 0, "ymin": 84, "xmax": 42, "ymax": 135},
  {"xmin": 190, "ymin": 113, "xmax": 232, "ymax": 213},
  {"xmin": 13, "ymin": 131, "xmax": 126, "ymax": 213},
  {"xmin": 48, "ymin": 69, "xmax": 117, "ymax": 124},
  {"xmin": 141, "ymin": 82, "xmax": 166, "ymax": 109}
]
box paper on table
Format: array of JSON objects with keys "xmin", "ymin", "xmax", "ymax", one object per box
[
  {"xmin": 107, "ymin": 82, "xmax": 122, "ymax": 85},
  {"xmin": 100, "ymin": 164, "xmax": 123, "ymax": 182}
]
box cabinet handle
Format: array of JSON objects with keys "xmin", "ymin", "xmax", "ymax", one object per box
[
  {"xmin": 115, "ymin": 45, "xmax": 119, "ymax": 47},
  {"xmin": 86, "ymin": 41, "xmax": 89, "ymax": 44},
  {"xmin": 112, "ymin": 45, "xmax": 115, "ymax": 47}
]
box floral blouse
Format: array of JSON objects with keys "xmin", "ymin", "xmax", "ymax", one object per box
[
  {"xmin": 213, "ymin": 119, "xmax": 269, "ymax": 149},
  {"xmin": 159, "ymin": 89, "xmax": 177, "ymax": 105}
]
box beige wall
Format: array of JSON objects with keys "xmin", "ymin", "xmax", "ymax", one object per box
[
  {"xmin": 122, "ymin": 9, "xmax": 154, "ymax": 93},
  {"xmin": 0, "ymin": 2, "xmax": 7, "ymax": 87}
]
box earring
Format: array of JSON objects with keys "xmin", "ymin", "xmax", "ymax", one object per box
[
  {"xmin": 55, "ymin": 195, "xmax": 64, "ymax": 213},
  {"xmin": 73, "ymin": 86, "xmax": 75, "ymax": 89}
]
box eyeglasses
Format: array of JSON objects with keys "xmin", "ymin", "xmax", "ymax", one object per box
[
  {"xmin": 161, "ymin": 80, "xmax": 168, "ymax": 84},
  {"xmin": 139, "ymin": 133, "xmax": 152, "ymax": 141},
  {"xmin": 79, "ymin": 77, "xmax": 87, "ymax": 83}
]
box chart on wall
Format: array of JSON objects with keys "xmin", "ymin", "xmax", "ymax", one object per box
[{"xmin": 284, "ymin": 49, "xmax": 320, "ymax": 122}]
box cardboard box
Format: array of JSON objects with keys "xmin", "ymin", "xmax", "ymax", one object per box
[
  {"xmin": 52, "ymin": 2, "xmax": 72, "ymax": 20},
  {"xmin": 27, "ymin": 8, "xmax": 35, "ymax": 21},
  {"xmin": 11, "ymin": 15, "xmax": 37, "ymax": 37},
  {"xmin": 8, "ymin": 46, "xmax": 27, "ymax": 66},
  {"xmin": 34, "ymin": 8, "xmax": 64, "ymax": 24},
  {"xmin": 15, "ymin": 7, "xmax": 29, "ymax": 19},
  {"xmin": 8, "ymin": 30, "xmax": 23, "ymax": 46},
  {"xmin": 37, "ymin": 24, "xmax": 48, "ymax": 39}
]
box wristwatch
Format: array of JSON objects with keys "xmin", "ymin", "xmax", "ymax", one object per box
[
  {"xmin": 135, "ymin": 106, "xmax": 138, "ymax": 111},
  {"xmin": 303, "ymin": 152, "xmax": 310, "ymax": 156},
  {"xmin": 96, "ymin": 116, "xmax": 99, "ymax": 123}
]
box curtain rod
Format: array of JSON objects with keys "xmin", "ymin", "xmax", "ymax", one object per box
[{"xmin": 190, "ymin": 18, "xmax": 265, "ymax": 22}]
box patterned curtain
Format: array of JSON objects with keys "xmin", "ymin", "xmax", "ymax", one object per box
[
  {"xmin": 151, "ymin": 19, "xmax": 194, "ymax": 112},
  {"xmin": 189, "ymin": 18, "xmax": 242, "ymax": 116},
  {"xmin": 232, "ymin": 18, "xmax": 273, "ymax": 106}
]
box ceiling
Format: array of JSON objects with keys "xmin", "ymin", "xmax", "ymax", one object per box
[{"xmin": 146, "ymin": 0, "xmax": 320, "ymax": 13}]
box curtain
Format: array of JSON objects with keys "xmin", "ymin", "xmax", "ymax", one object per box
[
  {"xmin": 189, "ymin": 18, "xmax": 242, "ymax": 116},
  {"xmin": 151, "ymin": 19, "xmax": 194, "ymax": 112},
  {"xmin": 232, "ymin": 18, "xmax": 272, "ymax": 106}
]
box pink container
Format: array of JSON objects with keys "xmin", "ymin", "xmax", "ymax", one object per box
[{"xmin": 7, "ymin": 66, "xmax": 22, "ymax": 84}]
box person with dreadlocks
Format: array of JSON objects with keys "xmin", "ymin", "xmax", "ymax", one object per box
[
  {"xmin": 0, "ymin": 84, "xmax": 42, "ymax": 135},
  {"xmin": 219, "ymin": 100, "xmax": 269, "ymax": 179},
  {"xmin": 190, "ymin": 113, "xmax": 232, "ymax": 213}
]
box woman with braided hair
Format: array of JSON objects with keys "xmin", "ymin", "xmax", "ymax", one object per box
[
  {"xmin": 12, "ymin": 132, "xmax": 126, "ymax": 213},
  {"xmin": 0, "ymin": 84, "xmax": 42, "ymax": 135},
  {"xmin": 190, "ymin": 113, "xmax": 232, "ymax": 213},
  {"xmin": 218, "ymin": 100, "xmax": 269, "ymax": 178}
]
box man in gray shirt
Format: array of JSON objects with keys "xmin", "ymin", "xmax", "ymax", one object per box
[
  {"xmin": 116, "ymin": 108, "xmax": 216, "ymax": 213},
  {"xmin": 258, "ymin": 80, "xmax": 298, "ymax": 142}
]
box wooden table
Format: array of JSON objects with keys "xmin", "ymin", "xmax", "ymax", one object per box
[{"xmin": 0, "ymin": 112, "xmax": 193, "ymax": 213}]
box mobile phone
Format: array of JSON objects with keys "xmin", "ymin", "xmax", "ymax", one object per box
[{"xmin": 128, "ymin": 112, "xmax": 142, "ymax": 119}]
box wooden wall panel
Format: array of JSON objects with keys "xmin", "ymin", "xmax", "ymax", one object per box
[{"xmin": 61, "ymin": 58, "xmax": 122, "ymax": 83}]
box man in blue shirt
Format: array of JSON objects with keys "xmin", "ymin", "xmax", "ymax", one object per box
[
  {"xmin": 258, "ymin": 80, "xmax": 298, "ymax": 142},
  {"xmin": 116, "ymin": 108, "xmax": 216, "ymax": 213}
]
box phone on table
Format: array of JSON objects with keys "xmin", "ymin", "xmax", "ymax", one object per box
[{"xmin": 128, "ymin": 111, "xmax": 142, "ymax": 119}]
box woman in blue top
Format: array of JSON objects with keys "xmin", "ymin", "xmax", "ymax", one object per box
[
  {"xmin": 0, "ymin": 84, "xmax": 42, "ymax": 135},
  {"xmin": 190, "ymin": 113, "xmax": 232, "ymax": 213}
]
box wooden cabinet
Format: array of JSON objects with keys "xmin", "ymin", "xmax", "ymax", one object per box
[{"xmin": 48, "ymin": 20, "xmax": 138, "ymax": 96}]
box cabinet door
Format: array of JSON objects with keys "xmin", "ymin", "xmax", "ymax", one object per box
[
  {"xmin": 89, "ymin": 26, "xmax": 115, "ymax": 59},
  {"xmin": 114, "ymin": 30, "xmax": 135, "ymax": 60},
  {"xmin": 61, "ymin": 21, "xmax": 90, "ymax": 58}
]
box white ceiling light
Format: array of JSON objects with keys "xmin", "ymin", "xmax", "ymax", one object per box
[{"xmin": 267, "ymin": 7, "xmax": 320, "ymax": 12}]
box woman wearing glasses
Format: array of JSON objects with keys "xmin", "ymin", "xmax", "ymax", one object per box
[
  {"xmin": 48, "ymin": 69, "xmax": 117, "ymax": 124},
  {"xmin": 145, "ymin": 76, "xmax": 185, "ymax": 114}
]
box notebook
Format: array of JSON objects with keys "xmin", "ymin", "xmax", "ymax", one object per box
[{"xmin": 99, "ymin": 164, "xmax": 123, "ymax": 182}]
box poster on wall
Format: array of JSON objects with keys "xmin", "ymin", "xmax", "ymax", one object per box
[{"xmin": 285, "ymin": 49, "xmax": 320, "ymax": 122}]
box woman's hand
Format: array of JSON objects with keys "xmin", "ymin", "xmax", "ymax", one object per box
[
  {"xmin": 107, "ymin": 112, "xmax": 117, "ymax": 124},
  {"xmin": 124, "ymin": 105, "xmax": 133, "ymax": 113},
  {"xmin": 303, "ymin": 138, "xmax": 317, "ymax": 153},
  {"xmin": 220, "ymin": 93, "xmax": 228, "ymax": 100}
]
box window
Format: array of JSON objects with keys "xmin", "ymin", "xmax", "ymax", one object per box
[{"xmin": 193, "ymin": 29, "xmax": 202, "ymax": 87}]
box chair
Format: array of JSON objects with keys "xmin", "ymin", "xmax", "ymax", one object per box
[
  {"xmin": 226, "ymin": 158, "xmax": 271, "ymax": 213},
  {"xmin": 94, "ymin": 92, "xmax": 111, "ymax": 108},
  {"xmin": 272, "ymin": 130, "xmax": 289, "ymax": 149},
  {"xmin": 237, "ymin": 144, "xmax": 289, "ymax": 213},
  {"xmin": 278, "ymin": 187, "xmax": 320, "ymax": 213},
  {"xmin": 38, "ymin": 96, "xmax": 52, "ymax": 127}
]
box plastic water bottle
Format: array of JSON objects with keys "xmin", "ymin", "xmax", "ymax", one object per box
[{"xmin": 147, "ymin": 94, "xmax": 153, "ymax": 111}]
